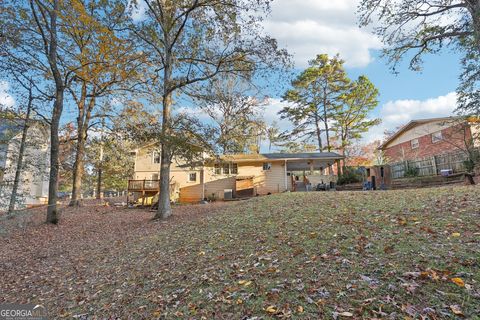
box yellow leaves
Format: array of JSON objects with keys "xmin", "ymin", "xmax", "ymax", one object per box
[
  {"xmin": 265, "ymin": 305, "xmax": 277, "ymax": 314},
  {"xmin": 420, "ymin": 269, "xmax": 440, "ymax": 281},
  {"xmin": 198, "ymin": 251, "xmax": 206, "ymax": 256},
  {"xmin": 297, "ymin": 305, "xmax": 304, "ymax": 313},
  {"xmin": 309, "ymin": 232, "xmax": 317, "ymax": 239},
  {"xmin": 337, "ymin": 311, "xmax": 354, "ymax": 317},
  {"xmin": 236, "ymin": 298, "xmax": 243, "ymax": 305},
  {"xmin": 152, "ymin": 310, "xmax": 162, "ymax": 317},
  {"xmin": 451, "ymin": 277, "xmax": 465, "ymax": 287},
  {"xmin": 397, "ymin": 217, "xmax": 408, "ymax": 226},
  {"xmin": 238, "ymin": 280, "xmax": 252, "ymax": 287},
  {"xmin": 451, "ymin": 232, "xmax": 461, "ymax": 237},
  {"xmin": 265, "ymin": 267, "xmax": 278, "ymax": 273},
  {"xmin": 450, "ymin": 305, "xmax": 464, "ymax": 316}
]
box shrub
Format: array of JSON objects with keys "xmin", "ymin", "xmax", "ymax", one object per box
[
  {"xmin": 464, "ymin": 150, "xmax": 480, "ymax": 173},
  {"xmin": 207, "ymin": 193, "xmax": 217, "ymax": 202},
  {"xmin": 337, "ymin": 167, "xmax": 362, "ymax": 185},
  {"xmin": 404, "ymin": 166, "xmax": 419, "ymax": 177}
]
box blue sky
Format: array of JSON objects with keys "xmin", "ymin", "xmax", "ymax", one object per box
[{"xmin": 260, "ymin": 0, "xmax": 462, "ymax": 145}]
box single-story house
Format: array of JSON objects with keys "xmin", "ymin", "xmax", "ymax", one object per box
[
  {"xmin": 0, "ymin": 118, "xmax": 50, "ymax": 210},
  {"xmin": 128, "ymin": 146, "xmax": 344, "ymax": 204},
  {"xmin": 379, "ymin": 116, "xmax": 480, "ymax": 163}
]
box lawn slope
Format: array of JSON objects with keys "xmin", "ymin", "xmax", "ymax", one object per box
[{"xmin": 1, "ymin": 187, "xmax": 479, "ymax": 319}]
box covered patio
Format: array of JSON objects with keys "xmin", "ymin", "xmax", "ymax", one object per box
[{"xmin": 273, "ymin": 153, "xmax": 345, "ymax": 192}]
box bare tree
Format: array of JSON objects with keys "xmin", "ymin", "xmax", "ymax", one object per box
[
  {"xmin": 7, "ymin": 81, "xmax": 34, "ymax": 215},
  {"xmin": 190, "ymin": 76, "xmax": 267, "ymax": 154}
]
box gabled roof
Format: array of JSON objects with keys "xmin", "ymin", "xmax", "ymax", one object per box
[
  {"xmin": 0, "ymin": 119, "xmax": 23, "ymax": 143},
  {"xmin": 379, "ymin": 116, "xmax": 463, "ymax": 150},
  {"xmin": 0, "ymin": 118, "xmax": 49, "ymax": 144}
]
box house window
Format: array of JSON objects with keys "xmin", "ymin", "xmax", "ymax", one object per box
[
  {"xmin": 231, "ymin": 163, "xmax": 238, "ymax": 174},
  {"xmin": 151, "ymin": 173, "xmax": 159, "ymax": 180},
  {"xmin": 411, "ymin": 138, "xmax": 419, "ymax": 149},
  {"xmin": 263, "ymin": 162, "xmax": 272, "ymax": 171},
  {"xmin": 214, "ymin": 163, "xmax": 221, "ymax": 175},
  {"xmin": 189, "ymin": 173, "xmax": 197, "ymax": 182},
  {"xmin": 223, "ymin": 163, "xmax": 230, "ymax": 175},
  {"xmin": 152, "ymin": 151, "xmax": 161, "ymax": 164},
  {"xmin": 432, "ymin": 131, "xmax": 443, "ymax": 143}
]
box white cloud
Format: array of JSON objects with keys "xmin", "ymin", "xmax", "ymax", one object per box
[
  {"xmin": 0, "ymin": 81, "xmax": 15, "ymax": 108},
  {"xmin": 264, "ymin": 0, "xmax": 382, "ymax": 68},
  {"xmin": 262, "ymin": 93, "xmax": 458, "ymax": 147},
  {"xmin": 364, "ymin": 92, "xmax": 458, "ymax": 143},
  {"xmin": 263, "ymin": 98, "xmax": 292, "ymax": 131}
]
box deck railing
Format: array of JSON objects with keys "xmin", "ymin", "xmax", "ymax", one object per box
[{"xmin": 128, "ymin": 179, "xmax": 160, "ymax": 191}]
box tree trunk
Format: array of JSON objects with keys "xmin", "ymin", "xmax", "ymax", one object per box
[
  {"xmin": 70, "ymin": 92, "xmax": 94, "ymax": 206},
  {"xmin": 466, "ymin": 173, "xmax": 476, "ymax": 185},
  {"xmin": 96, "ymin": 145, "xmax": 103, "ymax": 199},
  {"xmin": 322, "ymin": 93, "xmax": 331, "ymax": 152},
  {"xmin": 69, "ymin": 132, "xmax": 85, "ymax": 206},
  {"xmin": 96, "ymin": 167, "xmax": 102, "ymax": 199},
  {"xmin": 314, "ymin": 112, "xmax": 323, "ymax": 152},
  {"xmin": 46, "ymin": 89, "xmax": 63, "ymax": 224},
  {"xmin": 155, "ymin": 40, "xmax": 173, "ymax": 220},
  {"xmin": 155, "ymin": 91, "xmax": 173, "ymax": 219},
  {"xmin": 44, "ymin": 0, "xmax": 65, "ymax": 224},
  {"xmin": 7, "ymin": 90, "xmax": 33, "ymax": 215}
]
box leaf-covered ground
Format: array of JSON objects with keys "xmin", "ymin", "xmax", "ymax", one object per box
[{"xmin": 1, "ymin": 187, "xmax": 479, "ymax": 319}]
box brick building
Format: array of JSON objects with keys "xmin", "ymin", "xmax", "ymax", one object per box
[{"xmin": 379, "ymin": 117, "xmax": 480, "ymax": 163}]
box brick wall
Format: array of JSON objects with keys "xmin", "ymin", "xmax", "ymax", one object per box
[{"xmin": 384, "ymin": 124, "xmax": 472, "ymax": 163}]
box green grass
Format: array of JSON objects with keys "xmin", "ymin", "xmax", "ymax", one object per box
[{"xmin": 1, "ymin": 187, "xmax": 479, "ymax": 319}]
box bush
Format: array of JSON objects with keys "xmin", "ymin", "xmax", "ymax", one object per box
[
  {"xmin": 404, "ymin": 166, "xmax": 419, "ymax": 177},
  {"xmin": 464, "ymin": 150, "xmax": 480, "ymax": 173},
  {"xmin": 337, "ymin": 167, "xmax": 362, "ymax": 185},
  {"xmin": 207, "ymin": 193, "xmax": 217, "ymax": 202}
]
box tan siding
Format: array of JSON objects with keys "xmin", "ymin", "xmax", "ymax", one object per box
[
  {"xmin": 233, "ymin": 161, "xmax": 286, "ymax": 195},
  {"xmin": 180, "ymin": 177, "xmax": 236, "ymax": 202},
  {"xmin": 387, "ymin": 121, "xmax": 457, "ymax": 148},
  {"xmin": 134, "ymin": 146, "xmax": 302, "ymax": 203}
]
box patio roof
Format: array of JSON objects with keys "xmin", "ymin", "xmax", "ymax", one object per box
[{"xmin": 220, "ymin": 152, "xmax": 344, "ymax": 163}]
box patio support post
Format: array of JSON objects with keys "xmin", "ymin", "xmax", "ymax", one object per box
[
  {"xmin": 284, "ymin": 160, "xmax": 288, "ymax": 191},
  {"xmin": 201, "ymin": 168, "xmax": 205, "ymax": 201}
]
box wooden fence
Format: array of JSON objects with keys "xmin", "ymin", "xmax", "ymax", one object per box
[{"xmin": 390, "ymin": 150, "xmax": 469, "ymax": 179}]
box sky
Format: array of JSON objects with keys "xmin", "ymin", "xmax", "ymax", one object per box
[
  {"xmin": 260, "ymin": 0, "xmax": 461, "ymax": 145},
  {"xmin": 0, "ymin": 0, "xmax": 462, "ymax": 149}
]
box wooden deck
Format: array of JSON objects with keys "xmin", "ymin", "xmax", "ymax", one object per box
[{"xmin": 128, "ymin": 179, "xmax": 160, "ymax": 192}]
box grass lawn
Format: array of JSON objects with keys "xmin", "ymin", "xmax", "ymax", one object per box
[{"xmin": 1, "ymin": 186, "xmax": 479, "ymax": 319}]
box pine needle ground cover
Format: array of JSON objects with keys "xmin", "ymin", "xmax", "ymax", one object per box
[{"xmin": 1, "ymin": 187, "xmax": 479, "ymax": 319}]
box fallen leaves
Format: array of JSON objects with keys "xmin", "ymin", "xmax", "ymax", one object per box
[
  {"xmin": 238, "ymin": 280, "xmax": 252, "ymax": 287},
  {"xmin": 450, "ymin": 304, "xmax": 464, "ymax": 316},
  {"xmin": 451, "ymin": 277, "xmax": 465, "ymax": 287},
  {"xmin": 1, "ymin": 187, "xmax": 479, "ymax": 318},
  {"xmin": 265, "ymin": 305, "xmax": 276, "ymax": 314}
]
